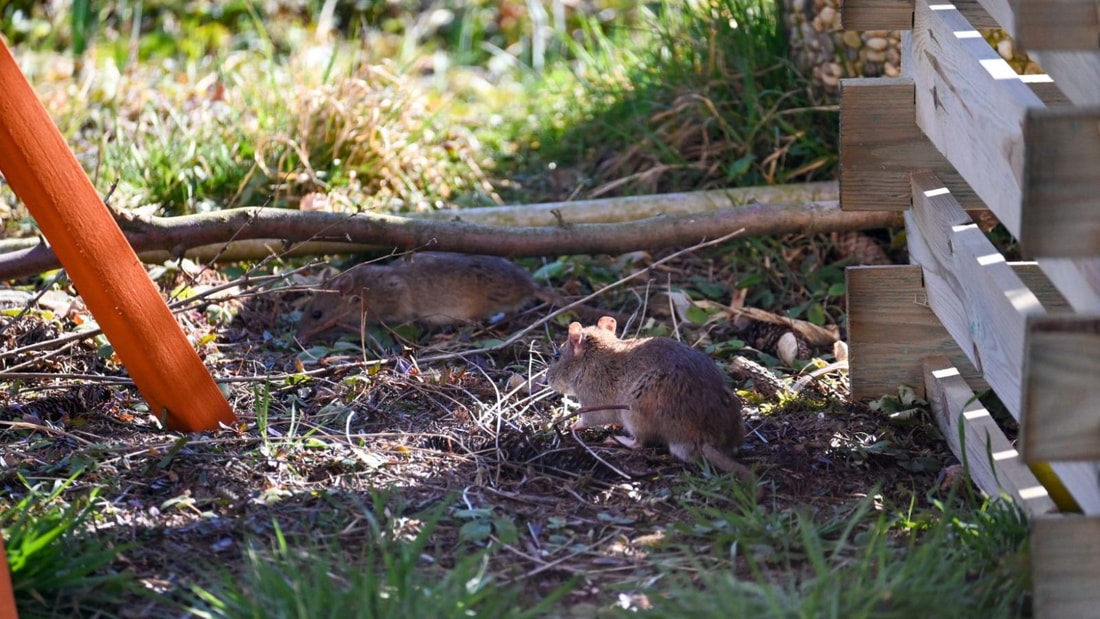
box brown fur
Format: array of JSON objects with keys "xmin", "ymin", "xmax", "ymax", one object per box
[
  {"xmin": 545, "ymin": 316, "xmax": 747, "ymax": 475},
  {"xmin": 297, "ymin": 253, "xmax": 543, "ymax": 339}
]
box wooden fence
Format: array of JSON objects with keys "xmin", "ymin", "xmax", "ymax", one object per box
[{"xmin": 837, "ymin": 0, "xmax": 1100, "ymax": 615}]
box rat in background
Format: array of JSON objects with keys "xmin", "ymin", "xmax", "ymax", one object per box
[
  {"xmin": 545, "ymin": 316, "xmax": 747, "ymax": 476},
  {"xmin": 297, "ymin": 252, "xmax": 609, "ymax": 339}
]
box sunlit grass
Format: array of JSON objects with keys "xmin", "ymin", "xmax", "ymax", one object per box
[
  {"xmin": 498, "ymin": 0, "xmax": 838, "ymax": 201},
  {"xmin": 649, "ymin": 478, "xmax": 1031, "ymax": 618},
  {"xmin": 3, "ymin": 475, "xmax": 136, "ymax": 617}
]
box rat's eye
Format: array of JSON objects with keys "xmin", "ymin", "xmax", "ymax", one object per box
[{"xmin": 311, "ymin": 309, "xmax": 324, "ymax": 319}]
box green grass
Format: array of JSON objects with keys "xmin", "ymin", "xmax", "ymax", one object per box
[
  {"xmin": 3, "ymin": 475, "xmax": 136, "ymax": 618},
  {"xmin": 646, "ymin": 480, "xmax": 1030, "ymax": 618},
  {"xmin": 496, "ymin": 0, "xmax": 838, "ymax": 201},
  {"xmin": 2, "ymin": 471, "xmax": 1030, "ymax": 617},
  {"xmin": 186, "ymin": 494, "xmax": 569, "ymax": 619},
  {"xmin": 4, "ymin": 0, "xmax": 836, "ymax": 214}
]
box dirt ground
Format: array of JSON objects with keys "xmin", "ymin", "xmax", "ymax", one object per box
[{"xmin": 0, "ymin": 244, "xmax": 954, "ymax": 615}]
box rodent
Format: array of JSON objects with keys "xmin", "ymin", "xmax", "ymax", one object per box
[
  {"xmin": 297, "ymin": 252, "xmax": 581, "ymax": 339},
  {"xmin": 545, "ymin": 316, "xmax": 747, "ymax": 474}
]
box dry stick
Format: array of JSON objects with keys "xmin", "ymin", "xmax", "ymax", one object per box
[
  {"xmin": 0, "ymin": 420, "xmax": 97, "ymax": 446},
  {"xmin": 507, "ymin": 532, "xmax": 623, "ymax": 580},
  {"xmin": 0, "ymin": 270, "xmax": 297, "ymax": 362},
  {"xmin": 0, "ymin": 268, "xmax": 65, "ymax": 336},
  {"xmin": 1, "ymin": 342, "xmax": 89, "ymax": 375},
  {"xmin": 0, "ymin": 200, "xmax": 899, "ymax": 279},
  {"xmin": 569, "ymin": 427, "xmax": 634, "ymax": 480},
  {"xmin": 218, "ymin": 229, "xmax": 747, "ymax": 382},
  {"xmin": 251, "ymin": 229, "xmax": 750, "ymax": 382}
]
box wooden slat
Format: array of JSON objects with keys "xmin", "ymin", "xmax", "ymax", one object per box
[
  {"xmin": 1030, "ymin": 51, "xmax": 1100, "ymax": 106},
  {"xmin": 1021, "ymin": 106, "xmax": 1100, "ymax": 257},
  {"xmin": 924, "ymin": 355, "xmax": 1058, "ymax": 517},
  {"xmin": 839, "ymin": 78, "xmax": 981, "ymax": 211},
  {"xmin": 1036, "ymin": 258, "xmax": 1100, "ymax": 312},
  {"xmin": 904, "ymin": 186, "xmax": 979, "ymax": 369},
  {"xmin": 1013, "ymin": 0, "xmax": 1100, "ymax": 50},
  {"xmin": 907, "ymin": 171, "xmax": 1048, "ymax": 414},
  {"xmin": 1014, "ymin": 264, "xmax": 1071, "ymax": 311},
  {"xmin": 846, "ymin": 265, "xmax": 984, "ymax": 400},
  {"xmin": 839, "ymin": 0, "xmax": 915, "ymax": 31},
  {"xmin": 955, "ymin": 0, "xmax": 1004, "ymax": 26},
  {"xmin": 1023, "ymin": 316, "xmax": 1100, "ymax": 461},
  {"xmin": 846, "ymin": 261, "xmax": 1067, "ymax": 401},
  {"xmin": 840, "ymin": 0, "xmax": 1001, "ymax": 29},
  {"xmin": 1032, "ymin": 516, "xmax": 1100, "ymax": 618},
  {"xmin": 910, "ymin": 1, "xmax": 1041, "ymax": 239},
  {"xmin": 905, "ymin": 173, "xmax": 1100, "ymax": 514},
  {"xmin": 912, "ymin": 1, "xmax": 1100, "ymax": 258}
]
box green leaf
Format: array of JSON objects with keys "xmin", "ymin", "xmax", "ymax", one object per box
[
  {"xmin": 738, "ymin": 273, "xmax": 764, "ymax": 288},
  {"xmin": 532, "ymin": 260, "xmax": 567, "ymax": 280},
  {"xmin": 684, "ymin": 304, "xmax": 713, "ymax": 325},
  {"xmin": 492, "ymin": 516, "xmax": 519, "ymax": 545},
  {"xmin": 459, "ymin": 521, "xmax": 493, "ymax": 543},
  {"xmin": 726, "ymin": 154, "xmax": 756, "ymax": 180},
  {"xmin": 691, "ymin": 277, "xmax": 728, "ymax": 300},
  {"xmin": 807, "ymin": 303, "xmax": 826, "ymax": 325}
]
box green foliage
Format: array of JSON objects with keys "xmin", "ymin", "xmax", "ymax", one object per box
[
  {"xmin": 454, "ymin": 506, "xmax": 520, "ymax": 546},
  {"xmin": 661, "ymin": 483, "xmax": 1030, "ymax": 618},
  {"xmin": 188, "ymin": 498, "xmax": 570, "ymax": 618},
  {"xmin": 2, "ymin": 475, "xmax": 134, "ymax": 617},
  {"xmin": 869, "ymin": 384, "xmax": 929, "ymax": 423},
  {"xmin": 505, "ymin": 0, "xmax": 837, "ymax": 201},
  {"xmin": 702, "ymin": 235, "xmax": 850, "ymax": 326}
]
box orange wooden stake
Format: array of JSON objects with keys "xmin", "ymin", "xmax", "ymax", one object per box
[
  {"xmin": 0, "ymin": 534, "xmax": 15, "ymax": 619},
  {"xmin": 0, "ymin": 39, "xmax": 235, "ymax": 431}
]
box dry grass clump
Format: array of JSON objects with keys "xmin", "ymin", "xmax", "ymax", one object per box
[
  {"xmin": 268, "ymin": 60, "xmax": 499, "ymax": 212},
  {"xmin": 6, "ymin": 45, "xmax": 496, "ymax": 216}
]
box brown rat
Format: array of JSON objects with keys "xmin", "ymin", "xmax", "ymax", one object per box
[
  {"xmin": 545, "ymin": 316, "xmax": 747, "ymax": 474},
  {"xmin": 297, "ymin": 252, "xmax": 582, "ymax": 339}
]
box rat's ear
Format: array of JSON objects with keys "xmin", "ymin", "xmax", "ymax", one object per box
[
  {"xmin": 331, "ymin": 270, "xmax": 359, "ymax": 295},
  {"xmin": 568, "ymin": 322, "xmax": 587, "ymax": 356},
  {"xmin": 596, "ymin": 316, "xmax": 617, "ymax": 334}
]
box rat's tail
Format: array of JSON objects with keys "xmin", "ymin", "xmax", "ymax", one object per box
[{"xmin": 701, "ymin": 444, "xmax": 753, "ymax": 480}]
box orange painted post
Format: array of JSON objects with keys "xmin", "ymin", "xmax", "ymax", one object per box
[
  {"xmin": 0, "ymin": 535, "xmax": 16, "ymax": 618},
  {"xmin": 0, "ymin": 39, "xmax": 235, "ymax": 431}
]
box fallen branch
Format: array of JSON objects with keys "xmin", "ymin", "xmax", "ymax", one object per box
[{"xmin": 0, "ymin": 195, "xmax": 898, "ymax": 279}]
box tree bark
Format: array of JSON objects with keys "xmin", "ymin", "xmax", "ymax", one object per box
[{"xmin": 0, "ymin": 183, "xmax": 900, "ymax": 280}]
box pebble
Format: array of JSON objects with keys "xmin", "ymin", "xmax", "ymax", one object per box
[
  {"xmin": 866, "ymin": 37, "xmax": 889, "ymax": 52},
  {"xmin": 863, "ymin": 50, "xmax": 887, "ymax": 64}
]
